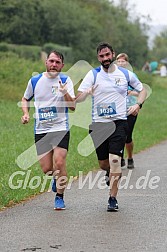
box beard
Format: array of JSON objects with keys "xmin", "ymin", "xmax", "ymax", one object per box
[
  {"xmin": 47, "ymin": 67, "xmax": 59, "ymax": 76},
  {"xmin": 101, "ymin": 59, "xmax": 115, "ymax": 69},
  {"xmin": 48, "ymin": 71, "xmax": 58, "ymax": 77}
]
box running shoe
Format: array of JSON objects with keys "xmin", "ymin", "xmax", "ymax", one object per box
[
  {"xmin": 54, "ymin": 196, "xmax": 66, "ymax": 210},
  {"xmin": 52, "ymin": 178, "xmax": 57, "ymax": 192},
  {"xmin": 107, "ymin": 196, "xmax": 119, "ymax": 212},
  {"xmin": 127, "ymin": 158, "xmax": 134, "ymax": 169}
]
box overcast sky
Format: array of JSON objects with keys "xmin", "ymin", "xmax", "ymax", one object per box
[{"xmin": 114, "ymin": 0, "xmax": 167, "ymax": 26}]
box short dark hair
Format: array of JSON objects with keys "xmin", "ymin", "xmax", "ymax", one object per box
[
  {"xmin": 47, "ymin": 50, "xmax": 64, "ymax": 63},
  {"xmin": 96, "ymin": 42, "xmax": 114, "ymax": 54}
]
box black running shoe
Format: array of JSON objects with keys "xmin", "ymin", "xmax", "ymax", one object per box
[
  {"xmin": 107, "ymin": 196, "xmax": 119, "ymax": 212},
  {"xmin": 127, "ymin": 158, "xmax": 134, "ymax": 169}
]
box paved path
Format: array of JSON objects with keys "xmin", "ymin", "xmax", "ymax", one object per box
[{"xmin": 0, "ymin": 140, "xmax": 167, "ymax": 252}]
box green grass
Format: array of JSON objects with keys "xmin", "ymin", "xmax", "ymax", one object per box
[
  {"xmin": 0, "ymin": 55, "xmax": 167, "ymax": 209},
  {"xmin": 0, "ymin": 101, "xmax": 42, "ymax": 208},
  {"xmin": 132, "ymin": 77, "xmax": 167, "ymax": 152}
]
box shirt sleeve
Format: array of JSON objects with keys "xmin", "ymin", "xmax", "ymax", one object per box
[
  {"xmin": 78, "ymin": 70, "xmax": 94, "ymax": 92},
  {"xmin": 66, "ymin": 77, "xmax": 75, "ymax": 98},
  {"xmin": 128, "ymin": 71, "xmax": 143, "ymax": 92},
  {"xmin": 23, "ymin": 79, "xmax": 34, "ymax": 101}
]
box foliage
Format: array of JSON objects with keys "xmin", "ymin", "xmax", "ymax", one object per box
[
  {"xmin": 134, "ymin": 70, "xmax": 154, "ymax": 87},
  {"xmin": 40, "ymin": 0, "xmax": 104, "ymax": 62},
  {"xmin": 0, "ymin": 52, "xmax": 44, "ymax": 101},
  {"xmin": 0, "ymin": 43, "xmax": 42, "ymax": 60},
  {"xmin": 0, "ymin": 0, "xmax": 46, "ymax": 45},
  {"xmin": 42, "ymin": 43, "xmax": 74, "ymax": 63},
  {"xmin": 0, "ymin": 42, "xmax": 9, "ymax": 51},
  {"xmin": 149, "ymin": 28, "xmax": 167, "ymax": 61},
  {"xmin": 0, "ymin": 0, "xmax": 152, "ymax": 67}
]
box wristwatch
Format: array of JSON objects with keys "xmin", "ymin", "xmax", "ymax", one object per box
[{"xmin": 136, "ymin": 102, "xmax": 143, "ymax": 109}]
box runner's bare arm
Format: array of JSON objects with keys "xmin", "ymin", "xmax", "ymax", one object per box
[{"xmin": 21, "ymin": 97, "xmax": 30, "ymax": 124}]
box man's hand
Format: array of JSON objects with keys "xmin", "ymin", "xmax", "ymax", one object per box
[
  {"xmin": 21, "ymin": 114, "xmax": 30, "ymax": 124},
  {"xmin": 59, "ymin": 81, "xmax": 68, "ymax": 95},
  {"xmin": 127, "ymin": 104, "xmax": 140, "ymax": 116},
  {"xmin": 86, "ymin": 84, "xmax": 98, "ymax": 95},
  {"xmin": 76, "ymin": 84, "xmax": 98, "ymax": 103}
]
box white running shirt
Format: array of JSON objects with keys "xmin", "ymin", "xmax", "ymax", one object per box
[
  {"xmin": 78, "ymin": 65, "xmax": 143, "ymax": 122},
  {"xmin": 24, "ymin": 73, "xmax": 75, "ymax": 134}
]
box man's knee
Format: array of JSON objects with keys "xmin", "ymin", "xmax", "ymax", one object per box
[{"xmin": 109, "ymin": 154, "xmax": 121, "ymax": 173}]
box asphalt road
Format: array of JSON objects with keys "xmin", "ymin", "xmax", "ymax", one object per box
[{"xmin": 0, "ymin": 140, "xmax": 167, "ymax": 252}]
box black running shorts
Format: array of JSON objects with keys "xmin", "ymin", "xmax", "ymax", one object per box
[
  {"xmin": 35, "ymin": 131, "xmax": 70, "ymax": 155},
  {"xmin": 89, "ymin": 120, "xmax": 128, "ymax": 160}
]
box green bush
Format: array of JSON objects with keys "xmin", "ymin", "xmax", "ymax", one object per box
[
  {"xmin": 0, "ymin": 43, "xmax": 42, "ymax": 61},
  {"xmin": 0, "ymin": 51, "xmax": 19, "ymax": 59},
  {"xmin": 8, "ymin": 44, "xmax": 42, "ymax": 61},
  {"xmin": 0, "ymin": 42, "xmax": 9, "ymax": 52},
  {"xmin": 0, "ymin": 42, "xmax": 75, "ymax": 63}
]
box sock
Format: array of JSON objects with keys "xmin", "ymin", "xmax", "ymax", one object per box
[{"xmin": 56, "ymin": 193, "xmax": 63, "ymax": 199}]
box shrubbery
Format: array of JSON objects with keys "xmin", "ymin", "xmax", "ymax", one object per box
[
  {"xmin": 0, "ymin": 43, "xmax": 41, "ymax": 61},
  {"xmin": 0, "ymin": 42, "xmax": 74, "ymax": 63},
  {"xmin": 42, "ymin": 43, "xmax": 74, "ymax": 63}
]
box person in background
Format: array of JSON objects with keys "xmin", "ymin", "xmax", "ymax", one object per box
[
  {"xmin": 149, "ymin": 61, "xmax": 158, "ymax": 73},
  {"xmin": 141, "ymin": 61, "xmax": 151, "ymax": 72},
  {"xmin": 21, "ymin": 50, "xmax": 75, "ymax": 210},
  {"xmin": 76, "ymin": 43, "xmax": 146, "ymax": 211},
  {"xmin": 160, "ymin": 64, "xmax": 167, "ymax": 77},
  {"xmin": 116, "ymin": 53, "xmax": 142, "ymax": 169}
]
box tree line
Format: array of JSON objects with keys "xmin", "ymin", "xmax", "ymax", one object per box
[{"xmin": 0, "ymin": 0, "xmax": 166, "ymax": 67}]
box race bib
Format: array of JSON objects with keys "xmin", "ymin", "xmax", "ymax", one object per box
[
  {"xmin": 97, "ymin": 103, "xmax": 116, "ymax": 117},
  {"xmin": 38, "ymin": 107, "xmax": 57, "ymax": 123}
]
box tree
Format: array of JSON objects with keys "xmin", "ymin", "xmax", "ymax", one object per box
[
  {"xmin": 0, "ymin": 0, "xmax": 149, "ymax": 65},
  {"xmin": 150, "ymin": 29, "xmax": 167, "ymax": 60},
  {"xmin": 0, "ymin": 0, "xmax": 46, "ymax": 44}
]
